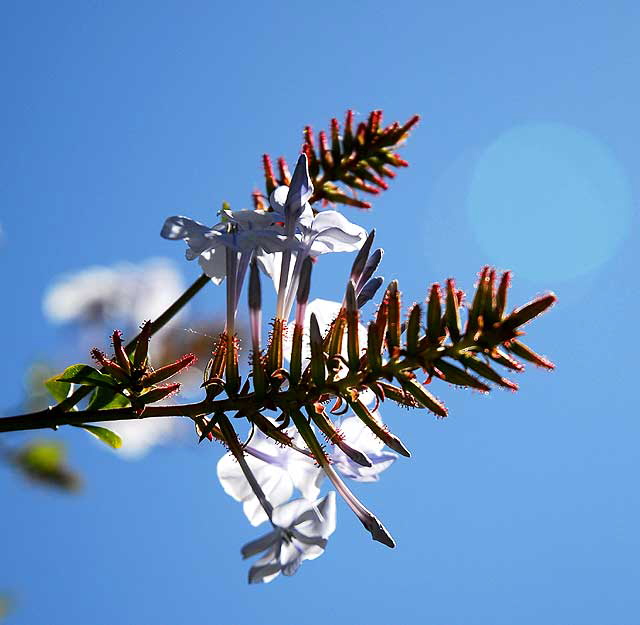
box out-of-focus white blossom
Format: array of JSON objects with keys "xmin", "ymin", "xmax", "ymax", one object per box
[
  {"xmin": 108, "ymin": 417, "xmax": 180, "ymax": 459},
  {"xmin": 43, "ymin": 258, "xmax": 185, "ymax": 328}
]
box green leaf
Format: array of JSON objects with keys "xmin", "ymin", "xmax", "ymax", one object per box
[
  {"xmin": 19, "ymin": 440, "xmax": 64, "ymax": 470},
  {"xmin": 15, "ymin": 441, "xmax": 81, "ymax": 492},
  {"xmin": 44, "ymin": 375, "xmax": 71, "ymax": 403},
  {"xmin": 87, "ymin": 387, "xmax": 131, "ymax": 410},
  {"xmin": 73, "ymin": 424, "xmax": 122, "ymax": 449},
  {"xmin": 57, "ymin": 364, "xmax": 118, "ymax": 389}
]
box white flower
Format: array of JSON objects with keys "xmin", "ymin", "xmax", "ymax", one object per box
[
  {"xmin": 217, "ymin": 426, "xmax": 323, "ymax": 526},
  {"xmin": 329, "ymin": 410, "xmax": 397, "ymax": 482},
  {"xmin": 161, "ymin": 215, "xmax": 289, "ymax": 284},
  {"xmin": 241, "ymin": 492, "xmax": 336, "ymax": 584},
  {"xmin": 43, "ymin": 258, "xmax": 185, "ymax": 328},
  {"xmin": 299, "ymin": 208, "xmax": 367, "ymax": 256},
  {"xmin": 262, "ymin": 210, "xmax": 367, "ymax": 299}
]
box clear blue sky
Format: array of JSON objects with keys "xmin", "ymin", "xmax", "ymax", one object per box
[{"xmin": 1, "ymin": 1, "xmax": 639, "ymax": 623}]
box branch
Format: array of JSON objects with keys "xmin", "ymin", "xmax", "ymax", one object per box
[{"xmin": 54, "ymin": 273, "xmax": 210, "ymax": 412}]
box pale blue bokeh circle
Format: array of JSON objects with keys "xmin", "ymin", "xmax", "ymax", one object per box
[{"xmin": 467, "ymin": 123, "xmax": 633, "ymax": 281}]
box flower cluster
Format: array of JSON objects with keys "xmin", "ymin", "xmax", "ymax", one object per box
[
  {"xmin": 159, "ymin": 142, "xmax": 555, "ymax": 581},
  {"xmin": 7, "ymin": 109, "xmax": 555, "ymax": 584}
]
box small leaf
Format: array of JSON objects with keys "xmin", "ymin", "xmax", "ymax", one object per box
[
  {"xmin": 57, "ymin": 364, "xmax": 118, "ymax": 389},
  {"xmin": 73, "ymin": 424, "xmax": 122, "ymax": 449},
  {"xmin": 44, "ymin": 375, "xmax": 71, "ymax": 403},
  {"xmin": 87, "ymin": 387, "xmax": 131, "ymax": 410},
  {"xmin": 14, "ymin": 441, "xmax": 81, "ymax": 492}
]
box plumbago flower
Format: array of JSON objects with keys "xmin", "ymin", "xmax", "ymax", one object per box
[
  {"xmin": 7, "ymin": 112, "xmax": 556, "ymax": 584},
  {"xmin": 241, "ymin": 492, "xmax": 336, "ymax": 584},
  {"xmin": 160, "ymin": 212, "xmax": 288, "ymax": 285},
  {"xmin": 216, "ymin": 400, "xmax": 397, "ymax": 526},
  {"xmin": 264, "ymin": 157, "xmax": 367, "ymax": 318},
  {"xmin": 217, "ymin": 426, "xmax": 322, "ymax": 526},
  {"xmin": 329, "ymin": 409, "xmax": 397, "ymax": 482}
]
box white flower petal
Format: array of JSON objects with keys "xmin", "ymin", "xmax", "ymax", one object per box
[
  {"xmin": 290, "ymin": 461, "xmax": 324, "ymax": 501},
  {"xmin": 216, "ymin": 453, "xmax": 254, "ymax": 502},
  {"xmin": 269, "ymin": 186, "xmax": 289, "ymax": 211},
  {"xmin": 272, "ymin": 497, "xmax": 312, "ymax": 528},
  {"xmin": 217, "ymin": 451, "xmax": 294, "ymax": 526},
  {"xmin": 198, "ymin": 247, "xmax": 227, "ymax": 285},
  {"xmin": 279, "ymin": 542, "xmax": 303, "ymax": 576}
]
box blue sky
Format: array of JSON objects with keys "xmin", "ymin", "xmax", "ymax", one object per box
[{"xmin": 1, "ymin": 1, "xmax": 639, "ymax": 623}]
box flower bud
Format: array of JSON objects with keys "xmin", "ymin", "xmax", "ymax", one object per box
[
  {"xmin": 488, "ymin": 348, "xmax": 524, "ymax": 372},
  {"xmin": 445, "ymin": 278, "xmax": 462, "ymax": 341},
  {"xmin": 405, "ymin": 303, "xmax": 422, "ymax": 356},
  {"xmin": 319, "ymin": 131, "xmax": 334, "ymax": 170},
  {"xmin": 290, "ymin": 407, "xmax": 395, "ymax": 548},
  {"xmin": 137, "ymin": 382, "xmax": 181, "ymax": 404},
  {"xmin": 250, "ymin": 412, "xmax": 294, "ymax": 447},
  {"xmin": 385, "ymin": 281, "xmax": 401, "ymax": 357},
  {"xmin": 506, "ymin": 339, "xmax": 555, "ymax": 370},
  {"xmin": 356, "ymin": 277, "xmax": 384, "ymax": 309},
  {"xmin": 266, "ymin": 318, "xmax": 285, "ymax": 375},
  {"xmin": 143, "ymin": 353, "xmax": 196, "ymax": 387},
  {"xmin": 502, "ymin": 294, "xmax": 557, "ymax": 331},
  {"xmin": 377, "ymin": 382, "xmax": 421, "ymax": 407},
  {"xmin": 434, "ymin": 360, "xmax": 490, "ymax": 392},
  {"xmin": 349, "ymin": 229, "xmax": 376, "ymax": 285},
  {"xmin": 309, "ymin": 313, "xmax": 326, "ymax": 388},
  {"xmin": 331, "ymin": 117, "xmax": 341, "ymax": 165},
  {"xmin": 345, "ymin": 282, "xmax": 360, "ymax": 371},
  {"xmin": 367, "ymin": 322, "xmax": 383, "ymax": 372},
  {"xmin": 496, "ymin": 271, "xmax": 511, "ymax": 319},
  {"xmin": 111, "ymin": 330, "xmax": 131, "ymax": 374},
  {"xmin": 225, "ymin": 333, "xmax": 240, "ymax": 396},
  {"xmin": 340, "ymin": 172, "xmax": 380, "ymax": 195},
  {"xmin": 356, "ymin": 248, "xmax": 383, "ymax": 292},
  {"xmin": 133, "ymin": 321, "xmax": 152, "ymax": 370},
  {"xmin": 348, "ymin": 397, "xmax": 411, "ymax": 458},
  {"xmin": 296, "ymin": 256, "xmax": 313, "ymax": 308},
  {"xmin": 398, "ymin": 375, "xmax": 448, "ymax": 417},
  {"xmin": 322, "ymin": 189, "xmax": 372, "ymax": 210},
  {"xmin": 309, "ymin": 405, "xmax": 372, "ymax": 468},
  {"xmin": 277, "ymin": 157, "xmax": 291, "ymax": 186},
  {"xmin": 90, "ymin": 348, "xmax": 130, "ymax": 384},
  {"xmin": 338, "ymin": 111, "xmax": 352, "ymax": 154},
  {"xmin": 426, "ymin": 283, "xmax": 444, "ymax": 344},
  {"xmin": 466, "ymin": 266, "xmax": 490, "ymax": 339},
  {"xmin": 262, "ymin": 154, "xmax": 277, "ymax": 195},
  {"xmin": 457, "ymin": 354, "xmax": 518, "ymax": 391}
]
